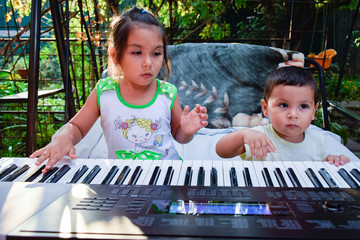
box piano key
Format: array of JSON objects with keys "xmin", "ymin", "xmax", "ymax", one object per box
[
  {"xmin": 286, "ymin": 168, "xmax": 302, "ymax": 188},
  {"xmin": 88, "ymin": 159, "xmax": 117, "ymax": 184},
  {"xmin": 272, "ymin": 161, "xmax": 294, "ymax": 187},
  {"xmin": 321, "ymin": 162, "xmax": 350, "ymax": 188},
  {"xmin": 350, "ymin": 168, "xmax": 360, "ymax": 182},
  {"xmin": 114, "ymin": 165, "xmax": 130, "ymax": 185},
  {"xmin": 229, "ymin": 167, "xmax": 238, "ymax": 187},
  {"xmin": 319, "ymin": 168, "xmax": 338, "ymax": 188},
  {"xmin": 184, "ymin": 166, "xmax": 193, "ymax": 186},
  {"xmin": 176, "ymin": 160, "xmax": 192, "ymax": 186},
  {"xmin": 305, "ymin": 168, "xmax": 324, "ymax": 188},
  {"xmin": 242, "ymin": 161, "xmax": 259, "ymax": 186},
  {"xmin": 190, "ymin": 160, "xmax": 203, "ymax": 186},
  {"xmin": 169, "ymin": 160, "xmax": 183, "ymax": 186},
  {"xmin": 101, "ymin": 165, "xmax": 119, "ymax": 184},
  {"xmin": 68, "ymin": 165, "xmax": 89, "ymax": 184},
  {"xmin": 262, "ymin": 161, "xmax": 280, "ymax": 187},
  {"xmin": 128, "ymin": 166, "xmax": 143, "ymax": 185},
  {"xmin": 338, "ymin": 168, "xmax": 359, "ymax": 189},
  {"xmin": 156, "ymin": 160, "xmax": 173, "ymax": 186},
  {"xmin": 163, "ymin": 166, "xmax": 174, "ymax": 186},
  {"xmin": 47, "ymin": 165, "xmax": 71, "ymax": 183},
  {"xmin": 212, "ymin": 160, "xmax": 224, "ymax": 186},
  {"xmin": 222, "ymin": 160, "xmax": 233, "ymax": 187},
  {"xmin": 243, "ymin": 167, "xmax": 252, "ymax": 187},
  {"xmin": 232, "ymin": 160, "xmax": 246, "ymax": 187},
  {"xmin": 38, "ymin": 167, "xmax": 59, "ymax": 183},
  {"xmin": 0, "ymin": 164, "xmax": 18, "ymax": 180},
  {"xmin": 290, "ymin": 161, "xmax": 315, "ymax": 187},
  {"xmin": 274, "ymin": 167, "xmax": 288, "ymax": 187},
  {"xmin": 210, "ymin": 167, "xmax": 217, "ymax": 186},
  {"xmin": 82, "ymin": 164, "xmax": 101, "ymax": 184},
  {"xmin": 202, "ymin": 160, "xmax": 213, "ymax": 187},
  {"xmin": 339, "ymin": 162, "xmax": 360, "ymax": 186},
  {"xmin": 137, "ymin": 160, "xmax": 156, "ymax": 185},
  {"xmin": 2, "ymin": 164, "xmax": 30, "ymax": 182},
  {"xmin": 197, "ymin": 167, "xmax": 205, "ymax": 186},
  {"xmin": 261, "ymin": 167, "xmax": 274, "ymax": 187},
  {"xmin": 24, "ymin": 165, "xmax": 46, "ymax": 182},
  {"xmin": 308, "ymin": 161, "xmax": 339, "ymax": 188},
  {"xmin": 141, "ymin": 160, "xmax": 161, "ymax": 186},
  {"xmin": 149, "ymin": 166, "xmax": 161, "ymax": 185},
  {"xmin": 251, "ymin": 161, "xmax": 267, "ymax": 187}
]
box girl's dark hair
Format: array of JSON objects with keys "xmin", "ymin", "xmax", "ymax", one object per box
[
  {"xmin": 263, "ymin": 66, "xmax": 318, "ymax": 104},
  {"xmin": 108, "ymin": 6, "xmax": 170, "ymax": 80}
]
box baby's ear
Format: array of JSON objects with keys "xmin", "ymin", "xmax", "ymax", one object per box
[
  {"xmin": 109, "ymin": 47, "xmax": 119, "ymax": 65},
  {"xmin": 260, "ymin": 99, "xmax": 269, "ymax": 117}
]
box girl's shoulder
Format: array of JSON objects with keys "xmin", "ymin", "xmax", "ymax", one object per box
[
  {"xmin": 96, "ymin": 77, "xmax": 118, "ymax": 94},
  {"xmin": 158, "ymin": 80, "xmax": 177, "ymax": 100}
]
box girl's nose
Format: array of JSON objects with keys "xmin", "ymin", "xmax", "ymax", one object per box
[
  {"xmin": 143, "ymin": 55, "xmax": 152, "ymax": 68},
  {"xmin": 288, "ymin": 109, "xmax": 298, "ymax": 119}
]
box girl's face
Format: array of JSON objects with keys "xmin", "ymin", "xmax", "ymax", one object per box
[
  {"xmin": 115, "ymin": 24, "xmax": 164, "ymax": 88},
  {"xmin": 261, "ymin": 84, "xmax": 318, "ymax": 143}
]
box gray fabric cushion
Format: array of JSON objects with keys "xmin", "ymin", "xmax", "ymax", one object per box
[{"xmin": 159, "ymin": 43, "xmax": 297, "ymax": 128}]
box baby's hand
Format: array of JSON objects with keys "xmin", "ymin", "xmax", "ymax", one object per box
[
  {"xmin": 241, "ymin": 129, "xmax": 276, "ymax": 159},
  {"xmin": 323, "ymin": 155, "xmax": 350, "ymax": 167},
  {"xmin": 180, "ymin": 104, "xmax": 208, "ymax": 135}
]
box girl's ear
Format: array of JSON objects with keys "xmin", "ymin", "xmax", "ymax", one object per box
[
  {"xmin": 261, "ymin": 99, "xmax": 269, "ymax": 117},
  {"xmin": 109, "ymin": 47, "xmax": 119, "ymax": 65}
]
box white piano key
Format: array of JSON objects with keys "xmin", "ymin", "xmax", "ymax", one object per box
[
  {"xmin": 272, "ymin": 161, "xmax": 294, "ymax": 187},
  {"xmin": 262, "ymin": 161, "xmax": 280, "ymax": 187},
  {"xmin": 142, "ymin": 160, "xmax": 161, "ymax": 185},
  {"xmin": 202, "ymin": 160, "xmax": 212, "ymax": 187},
  {"xmin": 190, "ymin": 159, "xmax": 203, "ymax": 186},
  {"xmin": 302, "ymin": 161, "xmax": 330, "ymax": 188},
  {"xmin": 49, "ymin": 158, "xmax": 87, "ymax": 183},
  {"xmin": 136, "ymin": 160, "xmax": 153, "ymax": 185},
  {"xmin": 7, "ymin": 158, "xmax": 41, "ymax": 182},
  {"xmin": 251, "ymin": 161, "xmax": 267, "ymax": 187},
  {"xmin": 289, "ymin": 161, "xmax": 315, "ymax": 188},
  {"xmin": 169, "ymin": 160, "xmax": 183, "ymax": 186},
  {"xmin": 176, "ymin": 160, "xmax": 192, "ymax": 186},
  {"xmin": 322, "ymin": 162, "xmax": 351, "ymax": 188},
  {"xmin": 156, "ymin": 160, "xmax": 173, "ymax": 186},
  {"xmin": 232, "ymin": 160, "xmax": 246, "ymax": 187},
  {"xmin": 222, "ymin": 160, "xmax": 233, "ymax": 187},
  {"xmin": 87, "ymin": 158, "xmax": 116, "ymax": 184},
  {"xmin": 110, "ymin": 159, "xmax": 132, "ymax": 185}
]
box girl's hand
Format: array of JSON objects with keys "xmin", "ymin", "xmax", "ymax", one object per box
[
  {"xmin": 180, "ymin": 104, "xmax": 208, "ymax": 136},
  {"xmin": 30, "ymin": 136, "xmax": 77, "ymax": 173},
  {"xmin": 241, "ymin": 128, "xmax": 276, "ymax": 159},
  {"xmin": 323, "ymin": 155, "xmax": 350, "ymax": 167}
]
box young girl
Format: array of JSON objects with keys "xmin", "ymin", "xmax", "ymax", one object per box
[
  {"xmin": 216, "ymin": 66, "xmax": 356, "ymax": 166},
  {"xmin": 31, "ymin": 6, "xmax": 208, "ymax": 173}
]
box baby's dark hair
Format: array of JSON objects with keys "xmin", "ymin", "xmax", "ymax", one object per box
[
  {"xmin": 108, "ymin": 6, "xmax": 170, "ymax": 80},
  {"xmin": 263, "ymin": 66, "xmax": 318, "ymax": 104}
]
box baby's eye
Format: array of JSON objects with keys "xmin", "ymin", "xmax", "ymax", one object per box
[
  {"xmin": 132, "ymin": 51, "xmax": 142, "ymax": 55},
  {"xmin": 300, "ymin": 104, "xmax": 309, "ymax": 109},
  {"xmin": 280, "ymin": 103, "xmax": 288, "ymax": 108},
  {"xmin": 153, "ymin": 52, "xmax": 162, "ymax": 56}
]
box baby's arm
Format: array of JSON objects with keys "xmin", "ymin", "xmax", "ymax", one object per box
[
  {"xmin": 216, "ymin": 128, "xmax": 276, "ymax": 159},
  {"xmin": 323, "ymin": 155, "xmax": 350, "ymax": 167},
  {"xmin": 30, "ymin": 89, "xmax": 100, "ymax": 173},
  {"xmin": 171, "ymin": 97, "xmax": 208, "ymax": 144}
]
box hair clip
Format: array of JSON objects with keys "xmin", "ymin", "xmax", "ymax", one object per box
[{"xmin": 141, "ymin": 9, "xmax": 148, "ymax": 14}]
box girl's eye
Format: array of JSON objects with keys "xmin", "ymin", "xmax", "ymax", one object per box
[
  {"xmin": 132, "ymin": 51, "xmax": 141, "ymax": 55},
  {"xmin": 280, "ymin": 103, "xmax": 288, "ymax": 108},
  {"xmin": 153, "ymin": 52, "xmax": 162, "ymax": 56}
]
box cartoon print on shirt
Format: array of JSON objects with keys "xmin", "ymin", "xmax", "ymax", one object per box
[{"xmin": 114, "ymin": 116, "xmax": 161, "ymax": 152}]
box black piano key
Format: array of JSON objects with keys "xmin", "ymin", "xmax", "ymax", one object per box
[
  {"xmin": 210, "ymin": 167, "xmax": 217, "ymax": 186},
  {"xmin": 230, "ymin": 167, "xmax": 238, "ymax": 187},
  {"xmin": 184, "ymin": 167, "xmax": 193, "ymax": 186},
  {"xmin": 197, "ymin": 167, "xmax": 205, "ymax": 186},
  {"xmin": 101, "ymin": 166, "xmax": 119, "ymax": 184},
  {"xmin": 0, "ymin": 164, "xmax": 17, "ymax": 180},
  {"xmin": 243, "ymin": 167, "xmax": 252, "ymax": 187},
  {"xmin": 24, "ymin": 165, "xmax": 46, "ymax": 182},
  {"xmin": 82, "ymin": 165, "xmax": 101, "ymax": 184},
  {"xmin": 338, "ymin": 168, "xmax": 359, "ymax": 189},
  {"xmin": 3, "ymin": 165, "xmax": 30, "ymax": 182},
  {"xmin": 149, "ymin": 166, "xmax": 161, "ymax": 185},
  {"xmin": 68, "ymin": 165, "xmax": 89, "ymax": 183},
  {"xmin": 286, "ymin": 168, "xmax": 302, "ymax": 188},
  {"xmin": 261, "ymin": 167, "xmax": 274, "ymax": 187},
  {"xmin": 48, "ymin": 165, "xmax": 71, "ymax": 183},
  {"xmin": 128, "ymin": 166, "xmax": 142, "ymax": 185},
  {"xmin": 38, "ymin": 167, "xmax": 59, "ymax": 183},
  {"xmin": 115, "ymin": 166, "xmax": 131, "ymax": 185},
  {"xmin": 319, "ymin": 168, "xmax": 338, "ymax": 188},
  {"xmin": 163, "ymin": 166, "xmax": 174, "ymax": 186},
  {"xmin": 350, "ymin": 168, "xmax": 360, "ymax": 182},
  {"xmin": 274, "ymin": 167, "xmax": 288, "ymax": 188},
  {"xmin": 305, "ymin": 168, "xmax": 323, "ymax": 188}
]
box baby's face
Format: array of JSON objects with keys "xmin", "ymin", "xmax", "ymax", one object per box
[{"xmin": 261, "ymin": 84, "xmax": 318, "ymax": 143}]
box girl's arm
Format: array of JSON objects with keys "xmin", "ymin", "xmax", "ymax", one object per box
[
  {"xmin": 216, "ymin": 128, "xmax": 276, "ymax": 159},
  {"xmin": 30, "ymin": 88, "xmax": 100, "ymax": 173},
  {"xmin": 171, "ymin": 96, "xmax": 208, "ymax": 144}
]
